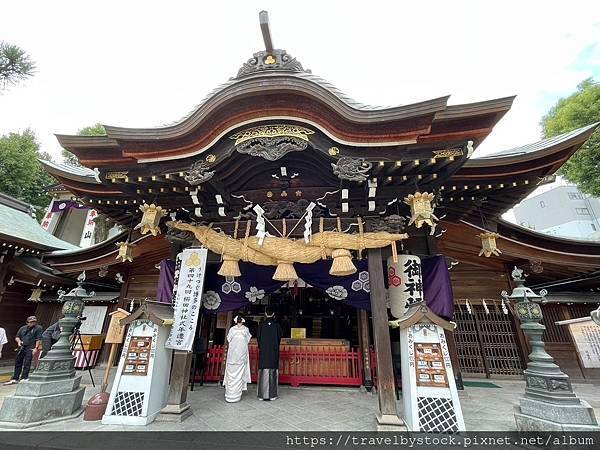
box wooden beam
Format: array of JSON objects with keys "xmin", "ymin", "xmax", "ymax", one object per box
[
  {"xmin": 367, "ymin": 247, "xmax": 404, "ymax": 428},
  {"xmin": 358, "ymin": 308, "xmax": 373, "ymax": 391},
  {"xmin": 259, "ymin": 11, "xmax": 274, "ymax": 52}
]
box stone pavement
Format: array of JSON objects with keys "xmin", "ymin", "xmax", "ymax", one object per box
[{"xmin": 0, "ymin": 369, "xmax": 598, "ymax": 431}]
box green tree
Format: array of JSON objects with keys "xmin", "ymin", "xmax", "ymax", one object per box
[
  {"xmin": 62, "ymin": 123, "xmax": 106, "ymax": 166},
  {"xmin": 0, "ymin": 129, "xmax": 55, "ymax": 219},
  {"xmin": 541, "ymin": 78, "xmax": 600, "ymax": 196},
  {"xmin": 0, "ymin": 42, "xmax": 36, "ymax": 91}
]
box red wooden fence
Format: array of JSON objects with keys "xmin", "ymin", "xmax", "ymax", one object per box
[{"xmin": 202, "ymin": 345, "xmax": 364, "ymax": 387}]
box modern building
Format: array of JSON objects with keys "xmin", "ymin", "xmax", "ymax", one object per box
[{"xmin": 513, "ymin": 185, "xmax": 600, "ymax": 240}]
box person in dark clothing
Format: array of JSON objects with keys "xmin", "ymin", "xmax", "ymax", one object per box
[
  {"xmin": 4, "ymin": 316, "xmax": 43, "ymax": 384},
  {"xmin": 256, "ymin": 306, "xmax": 282, "ymax": 400},
  {"xmin": 41, "ymin": 321, "xmax": 61, "ymax": 358}
]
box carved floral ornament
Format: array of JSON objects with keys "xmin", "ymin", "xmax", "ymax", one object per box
[{"xmin": 230, "ymin": 124, "xmax": 314, "ymax": 161}]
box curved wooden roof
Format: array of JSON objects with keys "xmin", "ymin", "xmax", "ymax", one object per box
[{"xmin": 55, "ymin": 62, "xmax": 514, "ymax": 167}]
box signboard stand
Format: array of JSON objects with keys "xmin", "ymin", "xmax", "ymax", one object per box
[
  {"xmin": 157, "ymin": 247, "xmax": 208, "ymax": 422},
  {"xmin": 392, "ymin": 304, "xmax": 465, "ymax": 433},
  {"xmin": 556, "ymin": 314, "xmax": 600, "ymax": 371},
  {"xmin": 102, "ymin": 302, "xmax": 174, "ymax": 426}
]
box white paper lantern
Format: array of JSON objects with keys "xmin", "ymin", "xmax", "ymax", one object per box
[{"xmin": 387, "ymin": 254, "xmax": 423, "ymax": 319}]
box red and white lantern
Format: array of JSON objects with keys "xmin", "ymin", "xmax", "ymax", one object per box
[{"xmin": 387, "ymin": 254, "xmax": 423, "ymax": 319}]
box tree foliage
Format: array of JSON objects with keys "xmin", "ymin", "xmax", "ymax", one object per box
[
  {"xmin": 0, "ymin": 42, "xmax": 36, "ymax": 91},
  {"xmin": 541, "ymin": 78, "xmax": 600, "ymax": 196},
  {"xmin": 61, "ymin": 123, "xmax": 106, "ymax": 166},
  {"xmin": 0, "ymin": 129, "xmax": 55, "ymax": 219}
]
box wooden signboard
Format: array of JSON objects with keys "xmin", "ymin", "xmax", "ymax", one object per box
[
  {"xmin": 568, "ymin": 321, "xmax": 600, "ymax": 369},
  {"xmin": 123, "ymin": 336, "xmax": 152, "ymax": 376},
  {"xmin": 414, "ymin": 342, "xmax": 449, "ymax": 388},
  {"xmin": 79, "ymin": 305, "xmax": 108, "ymax": 335},
  {"xmin": 105, "ymin": 308, "xmax": 130, "ymax": 344},
  {"xmin": 291, "ymin": 328, "xmax": 306, "ymax": 339}
]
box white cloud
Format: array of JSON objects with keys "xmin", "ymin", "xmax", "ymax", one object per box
[{"xmin": 1, "ymin": 0, "xmax": 598, "ymax": 160}]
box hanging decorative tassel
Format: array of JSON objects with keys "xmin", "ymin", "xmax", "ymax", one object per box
[
  {"xmin": 273, "ymin": 260, "xmax": 298, "ymax": 281},
  {"xmin": 218, "ymin": 254, "xmax": 241, "ymax": 278},
  {"xmin": 465, "ymin": 299, "xmax": 472, "ymax": 315},
  {"xmin": 329, "ymin": 249, "xmax": 357, "ymax": 276},
  {"xmin": 501, "ymin": 298, "xmax": 508, "ymax": 315},
  {"xmin": 282, "ymin": 218, "xmax": 287, "ymax": 236}
]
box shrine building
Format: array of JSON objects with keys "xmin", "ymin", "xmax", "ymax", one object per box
[{"xmin": 3, "ymin": 11, "xmax": 599, "ymax": 423}]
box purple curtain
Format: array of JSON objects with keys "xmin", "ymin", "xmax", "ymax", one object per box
[
  {"xmin": 296, "ymin": 260, "xmax": 372, "ymax": 310},
  {"xmin": 50, "ymin": 200, "xmax": 88, "ymax": 213},
  {"xmin": 156, "ymin": 259, "xmax": 176, "ymax": 303},
  {"xmin": 156, "ymin": 255, "xmax": 455, "ymax": 319},
  {"xmin": 422, "ymin": 256, "xmax": 455, "ymax": 320}
]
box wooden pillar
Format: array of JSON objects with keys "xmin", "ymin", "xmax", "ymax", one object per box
[
  {"xmin": 444, "ymin": 329, "xmax": 464, "ymax": 390},
  {"xmin": 158, "ymin": 239, "xmax": 194, "ymax": 422},
  {"xmin": 158, "ymin": 350, "xmax": 193, "ymax": 422},
  {"xmin": 367, "ymin": 247, "xmax": 405, "ymax": 429},
  {"xmin": 358, "ymin": 308, "xmax": 373, "ymax": 391}
]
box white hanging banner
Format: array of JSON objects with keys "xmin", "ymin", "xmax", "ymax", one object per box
[
  {"xmin": 79, "ymin": 209, "xmax": 98, "ymax": 247},
  {"xmin": 387, "ymin": 254, "xmax": 423, "ymax": 318},
  {"xmin": 166, "ymin": 248, "xmax": 208, "ymax": 351}
]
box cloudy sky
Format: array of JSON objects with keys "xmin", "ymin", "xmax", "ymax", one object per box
[{"xmin": 1, "ymin": 0, "xmax": 598, "ymax": 162}]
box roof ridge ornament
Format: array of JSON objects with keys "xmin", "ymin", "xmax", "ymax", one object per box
[{"xmin": 235, "ymin": 11, "xmax": 306, "ymax": 79}]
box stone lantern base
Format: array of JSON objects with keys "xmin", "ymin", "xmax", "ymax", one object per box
[
  {"xmin": 0, "ymin": 375, "xmax": 85, "ymax": 428},
  {"xmin": 515, "ymin": 397, "xmax": 600, "ymax": 431}
]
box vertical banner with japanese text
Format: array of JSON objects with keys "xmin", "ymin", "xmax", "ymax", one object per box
[
  {"xmin": 79, "ymin": 209, "xmax": 98, "ymax": 247},
  {"xmin": 165, "ymin": 248, "xmax": 208, "ymax": 351}
]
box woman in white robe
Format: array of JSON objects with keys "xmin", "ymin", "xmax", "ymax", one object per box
[{"xmin": 223, "ymin": 315, "xmax": 252, "ymax": 403}]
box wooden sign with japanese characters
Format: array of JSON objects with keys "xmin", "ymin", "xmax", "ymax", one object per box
[
  {"xmin": 122, "ymin": 336, "xmax": 152, "ymax": 376},
  {"xmin": 414, "ymin": 343, "xmax": 449, "ymax": 387}
]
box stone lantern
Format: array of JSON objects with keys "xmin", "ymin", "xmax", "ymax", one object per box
[
  {"xmin": 0, "ymin": 272, "xmax": 95, "ymax": 427},
  {"xmin": 502, "ymin": 267, "xmax": 599, "ymax": 431}
]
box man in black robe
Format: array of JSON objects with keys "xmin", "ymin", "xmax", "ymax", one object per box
[{"xmin": 256, "ymin": 306, "xmax": 282, "ymax": 400}]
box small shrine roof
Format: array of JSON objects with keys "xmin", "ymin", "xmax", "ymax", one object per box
[
  {"xmin": 40, "ymin": 159, "xmax": 98, "ymax": 183},
  {"xmin": 0, "ymin": 193, "xmax": 77, "ymax": 251}
]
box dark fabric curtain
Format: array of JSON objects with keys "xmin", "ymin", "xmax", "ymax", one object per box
[
  {"xmin": 156, "ymin": 254, "xmax": 455, "ymax": 318},
  {"xmin": 156, "ymin": 259, "xmax": 176, "ymax": 303},
  {"xmin": 422, "ymin": 256, "xmax": 455, "ymax": 320}
]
